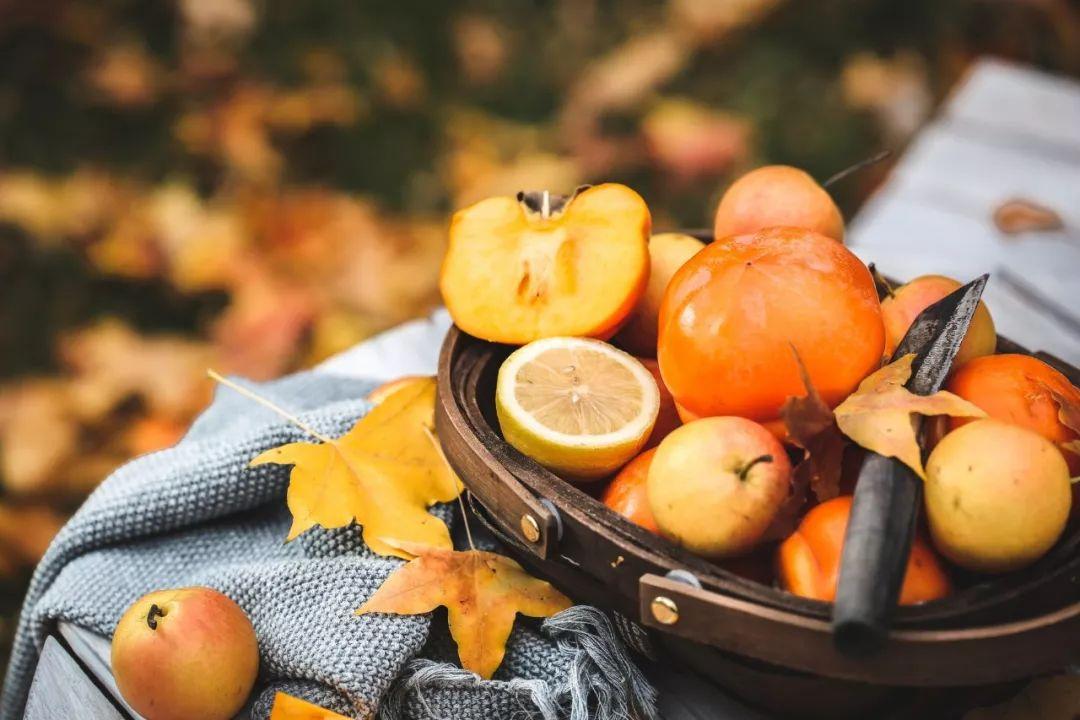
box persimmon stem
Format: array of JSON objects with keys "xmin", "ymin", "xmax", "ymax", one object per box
[
  {"xmin": 737, "ymin": 454, "xmax": 773, "ymax": 481},
  {"xmin": 422, "ymin": 423, "xmax": 474, "ymax": 551},
  {"xmin": 822, "ymin": 150, "xmax": 892, "ymax": 189},
  {"xmin": 868, "ymin": 263, "xmax": 896, "ymax": 299},
  {"xmin": 146, "ymin": 603, "xmax": 163, "ymax": 631},
  {"xmin": 207, "ymin": 369, "xmax": 334, "ymax": 444}
]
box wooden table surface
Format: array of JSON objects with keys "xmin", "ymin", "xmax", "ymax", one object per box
[{"xmin": 23, "ymin": 58, "xmax": 1080, "ymax": 719}]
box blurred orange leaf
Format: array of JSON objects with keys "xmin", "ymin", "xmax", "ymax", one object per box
[
  {"xmin": 244, "ymin": 376, "xmax": 461, "ymax": 558},
  {"xmin": 0, "ymin": 502, "xmax": 66, "ymax": 569},
  {"xmin": 356, "ymin": 540, "xmax": 572, "ymax": 679},
  {"xmin": 268, "ymin": 692, "xmax": 350, "ymax": 720},
  {"xmin": 834, "ymin": 354, "xmax": 985, "ymax": 479},
  {"xmin": 993, "ymin": 199, "xmax": 1064, "ymax": 235}
]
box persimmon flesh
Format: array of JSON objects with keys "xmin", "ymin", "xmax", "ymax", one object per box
[
  {"xmin": 440, "ymin": 184, "xmax": 650, "ymax": 344},
  {"xmin": 658, "ymin": 226, "xmax": 885, "ymax": 426}
]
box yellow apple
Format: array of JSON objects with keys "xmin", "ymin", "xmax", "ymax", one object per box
[{"xmin": 112, "ymin": 587, "xmax": 259, "ymax": 720}]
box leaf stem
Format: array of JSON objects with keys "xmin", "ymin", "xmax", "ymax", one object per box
[
  {"xmin": 822, "ymin": 149, "xmax": 892, "ymax": 189},
  {"xmin": 421, "ymin": 423, "xmax": 474, "ymax": 551},
  {"xmin": 207, "ymin": 369, "xmax": 335, "ymax": 444}
]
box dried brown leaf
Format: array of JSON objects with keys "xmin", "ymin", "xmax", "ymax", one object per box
[
  {"xmin": 993, "ymin": 199, "xmax": 1064, "ymax": 235},
  {"xmin": 834, "ymin": 354, "xmax": 986, "ymax": 479},
  {"xmin": 779, "ymin": 348, "xmax": 847, "ymax": 502}
]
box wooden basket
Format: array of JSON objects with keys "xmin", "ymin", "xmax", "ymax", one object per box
[{"xmin": 434, "ymin": 282, "xmax": 1080, "ymax": 717}]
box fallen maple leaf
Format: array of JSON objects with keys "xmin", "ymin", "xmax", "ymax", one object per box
[
  {"xmin": 993, "ymin": 199, "xmax": 1064, "ymax": 235},
  {"xmin": 245, "ymin": 376, "xmax": 462, "ymax": 559},
  {"xmin": 780, "ymin": 348, "xmax": 847, "ymax": 502},
  {"xmin": 834, "ymin": 354, "xmax": 986, "ymax": 479},
  {"xmin": 356, "ymin": 540, "xmax": 572, "ymax": 679},
  {"xmin": 269, "ymin": 692, "xmax": 351, "ymax": 720},
  {"xmin": 1033, "ymin": 378, "xmax": 1080, "ymax": 458}
]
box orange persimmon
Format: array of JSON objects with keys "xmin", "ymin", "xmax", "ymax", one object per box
[
  {"xmin": 947, "ymin": 354, "xmax": 1080, "ymax": 474},
  {"xmin": 658, "ymin": 226, "xmax": 884, "ymax": 426},
  {"xmin": 778, "ymin": 496, "xmax": 951, "ymax": 604},
  {"xmin": 440, "ymin": 184, "xmax": 650, "ymax": 344},
  {"xmin": 601, "ymin": 448, "xmax": 659, "ymax": 533}
]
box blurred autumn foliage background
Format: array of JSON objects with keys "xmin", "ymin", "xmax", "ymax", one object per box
[{"xmin": 0, "ymin": 0, "xmax": 1077, "ymax": 668}]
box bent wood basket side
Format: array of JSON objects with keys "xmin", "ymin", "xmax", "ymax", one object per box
[{"xmin": 435, "ymin": 325, "xmax": 1080, "ymax": 688}]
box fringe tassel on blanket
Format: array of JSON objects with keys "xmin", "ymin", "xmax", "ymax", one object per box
[{"xmin": 380, "ymin": 606, "xmax": 658, "ymax": 720}]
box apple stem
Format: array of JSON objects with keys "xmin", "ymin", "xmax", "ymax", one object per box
[
  {"xmin": 822, "ymin": 150, "xmax": 892, "ymax": 189},
  {"xmin": 738, "ymin": 454, "xmax": 773, "ymax": 481},
  {"xmin": 146, "ymin": 604, "xmax": 163, "ymax": 631}
]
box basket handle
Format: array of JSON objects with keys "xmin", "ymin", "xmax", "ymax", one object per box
[
  {"xmin": 638, "ymin": 574, "xmax": 1080, "ymax": 687},
  {"xmin": 436, "ymin": 332, "xmax": 558, "ymax": 558}
]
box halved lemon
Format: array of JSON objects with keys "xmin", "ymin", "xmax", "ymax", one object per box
[{"xmin": 495, "ymin": 337, "xmax": 660, "ymax": 479}]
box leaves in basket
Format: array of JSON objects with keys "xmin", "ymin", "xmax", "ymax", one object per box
[
  {"xmin": 356, "ymin": 540, "xmax": 572, "ymax": 679},
  {"xmin": 1034, "ymin": 378, "xmax": 1080, "ymax": 458},
  {"xmin": 269, "ymin": 691, "xmax": 351, "ymax": 720},
  {"xmin": 833, "ymin": 354, "xmax": 985, "ymax": 479},
  {"xmin": 238, "ymin": 374, "xmax": 462, "ymax": 559},
  {"xmin": 779, "ymin": 347, "xmax": 847, "ymax": 502}
]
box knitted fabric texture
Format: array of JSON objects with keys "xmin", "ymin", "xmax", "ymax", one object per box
[{"xmin": 0, "ymin": 371, "xmax": 657, "ymax": 720}]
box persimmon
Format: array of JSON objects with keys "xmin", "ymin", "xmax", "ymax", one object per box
[
  {"xmin": 947, "ymin": 354, "xmax": 1080, "ymax": 474},
  {"xmin": 440, "ymin": 184, "xmax": 650, "ymax": 344},
  {"xmin": 881, "ymin": 275, "xmax": 995, "ymax": 367},
  {"xmin": 713, "ymin": 166, "xmax": 844, "ymax": 242},
  {"xmin": 658, "ymin": 226, "xmax": 884, "ymax": 427},
  {"xmin": 778, "ymin": 496, "xmax": 951, "ymax": 604},
  {"xmin": 601, "ymin": 448, "xmax": 659, "ymax": 533}
]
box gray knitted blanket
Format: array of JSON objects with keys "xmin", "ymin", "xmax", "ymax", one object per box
[{"xmin": 0, "ymin": 369, "xmax": 657, "ymax": 720}]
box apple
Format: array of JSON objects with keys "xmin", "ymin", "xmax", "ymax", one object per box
[
  {"xmin": 638, "ymin": 358, "xmax": 681, "ymax": 448},
  {"xmin": 713, "ymin": 165, "xmax": 844, "ymax": 242},
  {"xmin": 925, "ymin": 419, "xmax": 1071, "ymax": 573},
  {"xmin": 647, "ymin": 416, "xmax": 792, "ymax": 557},
  {"xmin": 112, "ymin": 587, "xmax": 259, "ymax": 720},
  {"xmin": 614, "ymin": 233, "xmax": 705, "ymax": 356},
  {"xmin": 881, "ymin": 275, "xmax": 995, "ymax": 367}
]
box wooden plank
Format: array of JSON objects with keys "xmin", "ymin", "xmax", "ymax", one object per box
[
  {"xmin": 57, "ymin": 623, "xmax": 142, "ymax": 719},
  {"xmin": 25, "ymin": 636, "xmax": 125, "ymax": 720},
  {"xmin": 943, "ymin": 59, "xmax": 1080, "ymax": 156}
]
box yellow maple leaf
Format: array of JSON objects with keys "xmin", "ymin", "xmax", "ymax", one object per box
[
  {"xmin": 834, "ymin": 354, "xmax": 985, "ymax": 479},
  {"xmin": 269, "ymin": 691, "xmax": 352, "ymax": 720},
  {"xmin": 246, "ymin": 376, "xmax": 462, "ymax": 559},
  {"xmin": 356, "ymin": 540, "xmax": 572, "ymax": 679}
]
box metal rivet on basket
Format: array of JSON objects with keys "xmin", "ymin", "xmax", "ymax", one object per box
[
  {"xmin": 520, "ymin": 514, "xmax": 542, "ymax": 543},
  {"xmin": 650, "ymin": 596, "xmax": 679, "ymax": 625}
]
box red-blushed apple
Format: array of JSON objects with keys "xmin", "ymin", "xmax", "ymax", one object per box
[
  {"xmin": 112, "ymin": 587, "xmax": 259, "ymax": 720},
  {"xmin": 638, "ymin": 358, "xmax": 681, "ymax": 449},
  {"xmin": 647, "ymin": 416, "xmax": 792, "ymax": 557},
  {"xmin": 613, "ymin": 233, "xmax": 705, "ymax": 356},
  {"xmin": 713, "ymin": 165, "xmax": 845, "ymax": 242},
  {"xmin": 881, "ymin": 274, "xmax": 995, "ymax": 367}
]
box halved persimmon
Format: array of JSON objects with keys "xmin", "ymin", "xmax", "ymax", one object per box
[{"xmin": 440, "ymin": 184, "xmax": 650, "ymax": 344}]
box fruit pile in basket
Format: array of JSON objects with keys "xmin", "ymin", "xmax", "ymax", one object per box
[{"xmin": 439, "ymin": 169, "xmax": 1079, "ymax": 603}]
